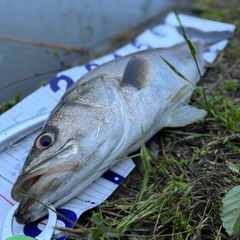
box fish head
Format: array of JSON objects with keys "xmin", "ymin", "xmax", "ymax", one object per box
[{"xmin": 11, "ymin": 76, "xmax": 128, "ymax": 224}]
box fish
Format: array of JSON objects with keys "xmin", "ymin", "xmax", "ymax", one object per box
[{"xmin": 11, "ymin": 35, "xmax": 229, "ymax": 224}]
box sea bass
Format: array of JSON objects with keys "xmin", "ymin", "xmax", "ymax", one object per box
[{"xmin": 11, "ymin": 40, "xmax": 214, "ymax": 223}]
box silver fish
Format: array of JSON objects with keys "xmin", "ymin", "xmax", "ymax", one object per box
[{"xmin": 10, "ymin": 40, "xmax": 220, "ymax": 223}]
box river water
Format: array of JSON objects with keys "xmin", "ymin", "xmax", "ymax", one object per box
[{"xmin": 0, "ymin": 0, "xmax": 178, "ymax": 105}]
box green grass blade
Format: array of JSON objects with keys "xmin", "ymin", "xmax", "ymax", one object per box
[
  {"xmin": 136, "ymin": 127, "xmax": 151, "ymax": 201},
  {"xmin": 161, "ymin": 56, "xmax": 193, "ymax": 86},
  {"xmin": 174, "ymin": 8, "xmax": 210, "ymax": 113}
]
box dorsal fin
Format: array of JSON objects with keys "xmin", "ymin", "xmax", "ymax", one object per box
[{"xmin": 121, "ymin": 56, "xmax": 151, "ymax": 89}]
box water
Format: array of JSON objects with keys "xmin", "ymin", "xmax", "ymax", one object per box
[{"xmin": 0, "ymin": 0, "xmax": 176, "ymax": 105}]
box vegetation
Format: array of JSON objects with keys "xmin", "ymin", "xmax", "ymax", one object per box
[
  {"xmin": 0, "ymin": 90, "xmax": 22, "ymax": 114},
  {"xmin": 58, "ymin": 1, "xmax": 239, "ymax": 239},
  {"xmin": 2, "ymin": 0, "xmax": 240, "ymax": 239}
]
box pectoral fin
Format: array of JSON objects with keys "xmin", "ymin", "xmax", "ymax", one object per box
[
  {"xmin": 121, "ymin": 56, "xmax": 151, "ymax": 89},
  {"xmin": 167, "ymin": 83, "xmax": 206, "ymax": 127}
]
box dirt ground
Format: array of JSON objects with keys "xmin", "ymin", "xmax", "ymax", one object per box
[
  {"xmin": 1, "ymin": 0, "xmax": 239, "ymax": 239},
  {"xmin": 69, "ymin": 1, "xmax": 240, "ymax": 239}
]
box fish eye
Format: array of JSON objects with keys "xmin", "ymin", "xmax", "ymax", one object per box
[{"xmin": 35, "ymin": 133, "xmax": 55, "ymax": 149}]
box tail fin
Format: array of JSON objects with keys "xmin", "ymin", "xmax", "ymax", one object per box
[{"xmin": 176, "ymin": 26, "xmax": 234, "ymax": 47}]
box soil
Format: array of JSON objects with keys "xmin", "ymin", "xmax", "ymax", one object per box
[{"xmin": 73, "ymin": 1, "xmax": 240, "ymax": 239}]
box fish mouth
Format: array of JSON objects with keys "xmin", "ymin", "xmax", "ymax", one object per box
[
  {"xmin": 13, "ymin": 173, "xmax": 62, "ymax": 224},
  {"xmin": 11, "ymin": 142, "xmax": 80, "ymax": 224}
]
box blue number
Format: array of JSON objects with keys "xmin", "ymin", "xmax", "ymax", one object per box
[
  {"xmin": 23, "ymin": 208, "xmax": 77, "ymax": 240},
  {"xmin": 101, "ymin": 170, "xmax": 124, "ymax": 185},
  {"xmin": 85, "ymin": 63, "xmax": 99, "ymax": 71},
  {"xmin": 49, "ymin": 75, "xmax": 74, "ymax": 92},
  {"xmin": 150, "ymin": 28, "xmax": 166, "ymax": 37},
  {"xmin": 131, "ymin": 40, "xmax": 152, "ymax": 50},
  {"xmin": 113, "ymin": 53, "xmax": 121, "ymax": 59}
]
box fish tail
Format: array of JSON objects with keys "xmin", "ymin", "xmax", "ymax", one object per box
[{"xmin": 177, "ymin": 26, "xmax": 234, "ymax": 47}]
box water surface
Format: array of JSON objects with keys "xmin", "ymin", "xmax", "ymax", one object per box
[{"xmin": 0, "ymin": 0, "xmax": 175, "ymax": 104}]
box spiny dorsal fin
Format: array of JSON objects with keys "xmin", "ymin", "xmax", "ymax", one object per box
[{"xmin": 121, "ymin": 56, "xmax": 151, "ymax": 89}]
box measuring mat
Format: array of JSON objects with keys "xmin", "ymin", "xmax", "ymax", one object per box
[{"xmin": 0, "ymin": 12, "xmax": 235, "ymax": 239}]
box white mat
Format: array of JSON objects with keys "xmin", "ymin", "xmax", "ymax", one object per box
[{"xmin": 0, "ymin": 12, "xmax": 235, "ymax": 239}]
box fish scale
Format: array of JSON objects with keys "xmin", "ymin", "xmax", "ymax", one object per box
[{"xmin": 11, "ymin": 34, "xmax": 229, "ymax": 223}]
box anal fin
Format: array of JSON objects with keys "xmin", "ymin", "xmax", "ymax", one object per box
[
  {"xmin": 167, "ymin": 83, "xmax": 206, "ymax": 127},
  {"xmin": 168, "ymin": 105, "xmax": 206, "ymax": 127}
]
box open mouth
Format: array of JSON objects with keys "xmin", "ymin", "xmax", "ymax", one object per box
[
  {"xmin": 11, "ymin": 143, "xmax": 80, "ymax": 224},
  {"xmin": 12, "ymin": 173, "xmax": 55, "ymax": 202},
  {"xmin": 13, "ymin": 175, "xmax": 42, "ymax": 202},
  {"xmin": 12, "ymin": 172, "xmax": 61, "ymax": 224},
  {"xmin": 11, "ymin": 143, "xmax": 80, "ymax": 202}
]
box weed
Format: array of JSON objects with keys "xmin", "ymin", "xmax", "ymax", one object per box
[
  {"xmin": 0, "ymin": 90, "xmax": 22, "ymax": 114},
  {"xmin": 78, "ymin": 2, "xmax": 240, "ymax": 239},
  {"xmin": 1, "ymin": 0, "xmax": 240, "ymax": 239},
  {"xmin": 38, "ymin": 81, "xmax": 48, "ymax": 87}
]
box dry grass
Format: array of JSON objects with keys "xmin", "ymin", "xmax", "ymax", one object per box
[{"xmin": 61, "ymin": 1, "xmax": 240, "ymax": 239}]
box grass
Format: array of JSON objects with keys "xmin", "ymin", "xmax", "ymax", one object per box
[
  {"xmin": 62, "ymin": 1, "xmax": 240, "ymax": 239},
  {"xmin": 0, "ymin": 90, "xmax": 22, "ymax": 114},
  {"xmin": 1, "ymin": 0, "xmax": 240, "ymax": 239}
]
